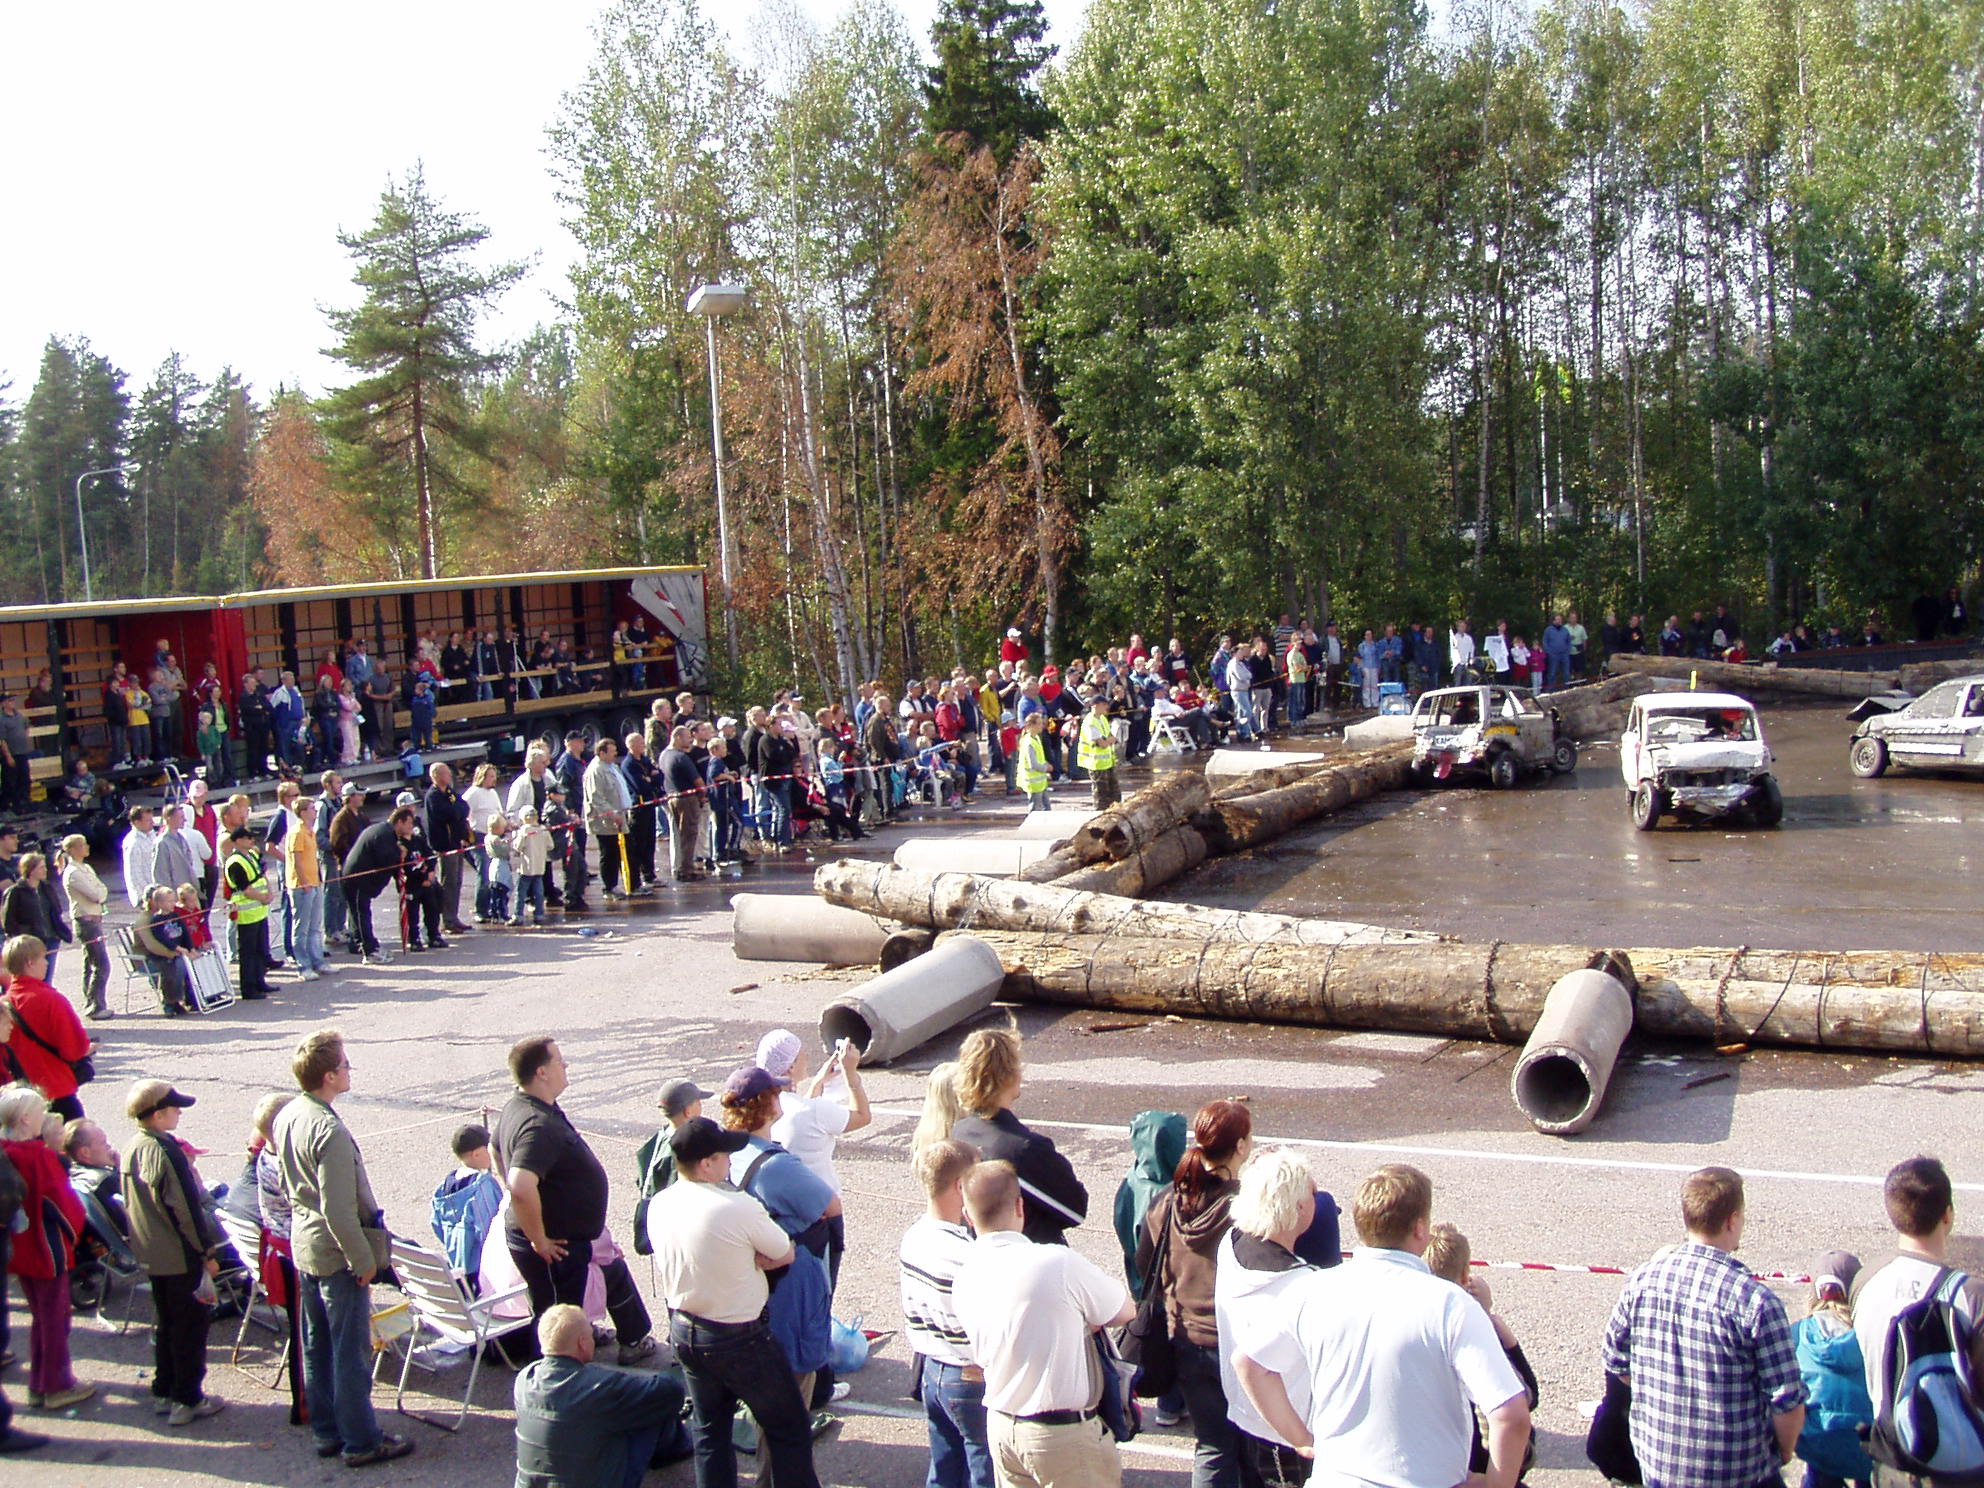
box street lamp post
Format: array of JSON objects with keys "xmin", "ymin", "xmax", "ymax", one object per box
[
  {"xmin": 72, "ymin": 463, "xmax": 138, "ymax": 603},
  {"xmin": 686, "ymin": 282, "xmax": 748, "ymax": 673}
]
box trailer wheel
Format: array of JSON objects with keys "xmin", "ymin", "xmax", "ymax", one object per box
[
  {"xmin": 574, "ymin": 715, "xmax": 604, "ymax": 752},
  {"xmin": 535, "ymin": 723, "xmax": 565, "ymax": 760},
  {"xmin": 610, "ymin": 710, "xmax": 643, "ymax": 749}
]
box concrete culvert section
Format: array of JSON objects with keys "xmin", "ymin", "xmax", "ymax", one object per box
[
  {"xmin": 1511, "ymin": 959, "xmax": 1637, "ymax": 1135},
  {"xmin": 817, "ymin": 934, "xmax": 1007, "ymax": 1063},
  {"xmin": 731, "ymin": 893, "xmax": 893, "ymax": 964}
]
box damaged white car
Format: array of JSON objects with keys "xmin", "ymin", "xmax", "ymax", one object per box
[
  {"xmin": 1620, "ymin": 692, "xmax": 1781, "ymax": 830},
  {"xmin": 1408, "ymin": 684, "xmax": 1578, "ymax": 789},
  {"xmin": 1845, "ymin": 674, "xmax": 1984, "ymax": 777}
]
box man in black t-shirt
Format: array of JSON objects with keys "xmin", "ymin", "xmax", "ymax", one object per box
[{"xmin": 495, "ymin": 1036, "xmax": 656, "ymax": 1363}]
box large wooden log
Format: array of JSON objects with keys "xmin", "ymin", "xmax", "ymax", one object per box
[
  {"xmin": 812, "ymin": 860, "xmax": 1436, "ymax": 946},
  {"xmin": 1070, "ymin": 772, "xmax": 1210, "ymax": 863},
  {"xmin": 1196, "ymin": 745, "xmax": 1413, "ymax": 853},
  {"xmin": 1608, "ymin": 652, "xmax": 1899, "ymax": 699},
  {"xmin": 1056, "ymin": 826, "xmax": 1208, "ymax": 897},
  {"xmin": 1014, "ymin": 842, "xmax": 1089, "ymax": 883},
  {"xmin": 1546, "ymin": 674, "xmax": 1686, "ymax": 741},
  {"xmin": 956, "ymin": 930, "xmax": 1605, "ymax": 1040},
  {"xmin": 954, "ymin": 928, "xmax": 1984, "ymax": 1057},
  {"xmin": 1203, "ymin": 748, "xmax": 1336, "ymax": 786},
  {"xmin": 1899, "ymin": 658, "xmax": 1984, "ymax": 694}
]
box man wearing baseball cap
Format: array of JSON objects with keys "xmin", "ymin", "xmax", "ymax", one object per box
[
  {"xmin": 1076, "ymin": 688, "xmax": 1121, "ymax": 811},
  {"xmin": 123, "ymin": 1080, "xmax": 226, "ymax": 1427},
  {"xmin": 650, "ymin": 1117, "xmax": 820, "ymax": 1488}
]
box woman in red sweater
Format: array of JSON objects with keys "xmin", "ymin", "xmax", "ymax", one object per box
[
  {"xmin": 4, "ymin": 936, "xmax": 93, "ymax": 1121},
  {"xmin": 2, "ymin": 1084, "xmax": 94, "ymax": 1410}
]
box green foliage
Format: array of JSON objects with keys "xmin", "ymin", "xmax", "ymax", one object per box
[{"xmin": 925, "ymin": 0, "xmax": 1056, "ymax": 160}]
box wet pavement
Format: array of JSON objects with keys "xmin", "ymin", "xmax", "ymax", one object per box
[{"xmin": 1175, "ymin": 700, "xmax": 1984, "ymax": 953}]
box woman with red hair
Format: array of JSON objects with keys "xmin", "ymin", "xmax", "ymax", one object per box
[{"xmin": 1136, "ymin": 1099, "xmax": 1254, "ymax": 1488}]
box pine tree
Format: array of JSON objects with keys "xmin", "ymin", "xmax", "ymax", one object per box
[
  {"xmin": 924, "ymin": 0, "xmax": 1056, "ymax": 160},
  {"xmin": 319, "ymin": 166, "xmax": 525, "ymax": 579}
]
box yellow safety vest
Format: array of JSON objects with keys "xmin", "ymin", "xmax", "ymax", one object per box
[
  {"xmin": 224, "ymin": 850, "xmax": 269, "ymax": 925},
  {"xmin": 1077, "ymin": 711, "xmax": 1117, "ymax": 772},
  {"xmin": 1018, "ymin": 731, "xmax": 1051, "ymax": 794}
]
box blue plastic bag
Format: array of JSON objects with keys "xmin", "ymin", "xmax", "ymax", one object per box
[{"xmin": 829, "ymin": 1314, "xmax": 870, "ymax": 1375}]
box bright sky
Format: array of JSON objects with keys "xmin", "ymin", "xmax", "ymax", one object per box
[{"xmin": 0, "ymin": 0, "xmax": 1087, "ymax": 408}]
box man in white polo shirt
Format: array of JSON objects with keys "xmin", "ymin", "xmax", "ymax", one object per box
[
  {"xmin": 1233, "ymin": 1163, "xmax": 1530, "ymax": 1488},
  {"xmin": 952, "ymin": 1160, "xmax": 1133, "ymax": 1488},
  {"xmin": 648, "ymin": 1116, "xmax": 820, "ymax": 1488}
]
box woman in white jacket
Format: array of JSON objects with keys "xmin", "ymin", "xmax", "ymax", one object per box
[{"xmin": 61, "ymin": 835, "xmax": 111, "ymax": 1020}]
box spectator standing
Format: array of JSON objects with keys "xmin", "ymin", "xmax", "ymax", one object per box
[
  {"xmin": 4, "ymin": 935, "xmax": 91, "ymax": 1121},
  {"xmin": 1357, "ymin": 629, "xmax": 1382, "ymax": 709},
  {"xmin": 122, "ymin": 1080, "xmax": 224, "ymax": 1425},
  {"xmin": 1793, "ymin": 1253, "xmax": 1874, "ymax": 1488},
  {"xmin": 657, "ymin": 726, "xmax": 707, "ymax": 883},
  {"xmin": 1542, "ymin": 614, "xmax": 1574, "ymax": 690},
  {"xmin": 551, "ymin": 733, "xmax": 591, "ymax": 907},
  {"xmin": 340, "ymin": 804, "xmax": 411, "ymax": 965},
  {"xmin": 422, "ymin": 762, "xmax": 473, "ymax": 935},
  {"xmin": 0, "ymin": 695, "xmax": 32, "ymax": 813},
  {"xmin": 953, "ymin": 1160, "xmax": 1135, "ymax": 1488},
  {"xmin": 583, "ymin": 738, "xmax": 634, "ymax": 900},
  {"xmin": 122, "ymin": 805, "xmax": 160, "ymax": 910},
  {"xmin": 1138, "ymin": 1100, "xmax": 1254, "ymax": 1488},
  {"xmin": 1567, "ymin": 610, "xmax": 1589, "ymax": 677},
  {"xmin": 1449, "ymin": 620, "xmax": 1477, "ymax": 683},
  {"xmin": 648, "ymin": 1115, "xmax": 820, "ymax": 1488},
  {"xmin": 2, "ymin": 1085, "xmax": 92, "ymax": 1412},
  {"xmin": 901, "ymin": 1138, "xmax": 994, "ymax": 1488},
  {"xmin": 1602, "ymin": 1167, "xmax": 1806, "ymax": 1488},
  {"xmin": 619, "ymin": 734, "xmax": 661, "ymax": 894},
  {"xmin": 286, "ymin": 800, "xmax": 330, "ymax": 981},
  {"xmin": 1214, "ymin": 1149, "xmax": 1323, "ymax": 1488},
  {"xmin": 513, "ymin": 1304, "xmax": 688, "ymax": 1488},
  {"xmin": 1233, "ymin": 1164, "xmax": 1530, "ymax": 1488},
  {"xmin": 2, "ymin": 855, "xmax": 71, "ymax": 984},
  {"xmin": 237, "ymin": 672, "xmax": 271, "ymax": 777},
  {"xmin": 1076, "ymin": 690, "xmax": 1120, "ymax": 810},
  {"xmin": 271, "ymin": 1029, "xmax": 415, "ymax": 1467},
  {"xmin": 949, "ymin": 1028, "xmax": 1088, "ymax": 1246},
  {"xmin": 1852, "ymin": 1155, "xmax": 1984, "ymax": 1478},
  {"xmin": 60, "ymin": 835, "xmax": 110, "ymax": 1020}
]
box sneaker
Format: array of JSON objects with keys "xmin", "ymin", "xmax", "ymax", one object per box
[
  {"xmin": 406, "ymin": 942, "xmax": 427, "ymax": 953},
  {"xmin": 153, "ymin": 1397, "xmax": 173, "ymax": 1415},
  {"xmin": 828, "ymin": 1381, "xmax": 851, "ymax": 1403},
  {"xmin": 167, "ymin": 1393, "xmax": 223, "ymax": 1425},
  {"xmin": 429, "ymin": 936, "xmax": 450, "ymax": 949},
  {"xmin": 362, "ymin": 951, "xmax": 393, "ymax": 965},
  {"xmin": 1152, "ymin": 1406, "xmax": 1186, "ymax": 1427},
  {"xmin": 34, "ymin": 1381, "xmax": 96, "ymax": 1412},
  {"xmin": 298, "ymin": 969, "xmax": 320, "ymax": 982},
  {"xmin": 809, "ymin": 1410, "xmax": 838, "ymax": 1439},
  {"xmin": 342, "ymin": 1433, "xmax": 415, "ymax": 1468},
  {"xmin": 617, "ymin": 1334, "xmax": 659, "ymax": 1366}
]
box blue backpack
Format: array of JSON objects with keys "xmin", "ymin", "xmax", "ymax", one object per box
[{"xmin": 1871, "ymin": 1267, "xmax": 1984, "ymax": 1481}]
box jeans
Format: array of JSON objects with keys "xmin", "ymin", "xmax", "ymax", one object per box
[
  {"xmin": 149, "ymin": 1269, "xmax": 213, "ymax": 1406},
  {"xmin": 757, "ymin": 781, "xmax": 792, "ymax": 847},
  {"xmin": 510, "ymin": 1237, "xmax": 657, "ymax": 1349},
  {"xmin": 290, "ymin": 884, "xmax": 326, "ymax": 971},
  {"xmin": 1248, "ymin": 688, "xmax": 1273, "ymax": 736},
  {"xmin": 1545, "ymin": 654, "xmax": 1571, "ymax": 690},
  {"xmin": 1175, "ymin": 1335, "xmax": 1243, "ymax": 1488},
  {"xmin": 324, "ymin": 869, "xmax": 347, "ymax": 943},
  {"xmin": 301, "ymin": 1269, "xmax": 383, "ymax": 1457},
  {"xmin": 714, "ymin": 786, "xmax": 743, "ymax": 860},
  {"xmin": 472, "ymin": 845, "xmax": 491, "ymax": 919},
  {"xmin": 1287, "ymin": 681, "xmax": 1308, "ymax": 725},
  {"xmin": 668, "ymin": 1312, "xmax": 819, "ymax": 1488},
  {"xmin": 922, "ymin": 1356, "xmax": 994, "ymax": 1488},
  {"xmin": 514, "ymin": 874, "xmax": 546, "ymax": 922}
]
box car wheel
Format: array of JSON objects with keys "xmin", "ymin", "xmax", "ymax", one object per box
[
  {"xmin": 1751, "ymin": 775, "xmax": 1784, "ymax": 827},
  {"xmin": 1488, "ymin": 750, "xmax": 1518, "ymax": 789},
  {"xmin": 1551, "ymin": 738, "xmax": 1578, "ymax": 775},
  {"xmin": 1632, "ymin": 781, "xmax": 1663, "ymax": 831},
  {"xmin": 1848, "ymin": 734, "xmax": 1889, "ymax": 779}
]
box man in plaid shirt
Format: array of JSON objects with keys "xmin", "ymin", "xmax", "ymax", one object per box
[{"xmin": 1602, "ymin": 1167, "xmax": 1807, "ymax": 1488}]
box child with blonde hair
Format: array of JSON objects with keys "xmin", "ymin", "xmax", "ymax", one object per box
[
  {"xmin": 510, "ymin": 808, "xmax": 550, "ymax": 926},
  {"xmin": 483, "ymin": 813, "xmax": 514, "ymax": 925}
]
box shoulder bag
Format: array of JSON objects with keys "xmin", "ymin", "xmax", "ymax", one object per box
[
  {"xmin": 1113, "ymin": 1190, "xmax": 1177, "ymax": 1398},
  {"xmin": 8, "ymin": 995, "xmax": 94, "ymax": 1085}
]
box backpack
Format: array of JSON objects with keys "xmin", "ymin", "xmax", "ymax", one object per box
[{"xmin": 1870, "ymin": 1267, "xmax": 1984, "ymax": 1481}]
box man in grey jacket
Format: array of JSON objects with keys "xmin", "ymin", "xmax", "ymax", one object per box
[
  {"xmin": 513, "ymin": 1304, "xmax": 687, "ymax": 1488},
  {"xmin": 271, "ymin": 1028, "xmax": 414, "ymax": 1469}
]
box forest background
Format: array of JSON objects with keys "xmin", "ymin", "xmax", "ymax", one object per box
[{"xmin": 2, "ymin": 0, "xmax": 1980, "ymax": 701}]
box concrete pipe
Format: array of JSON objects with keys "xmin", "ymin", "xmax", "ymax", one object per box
[
  {"xmin": 819, "ymin": 934, "xmax": 1008, "ymax": 1064},
  {"xmin": 1202, "ymin": 748, "xmax": 1333, "ymax": 782},
  {"xmin": 732, "ymin": 893, "xmax": 892, "ymax": 965},
  {"xmin": 1009, "ymin": 810, "xmax": 1096, "ymax": 842},
  {"xmin": 893, "ymin": 838, "xmax": 1053, "ymax": 877},
  {"xmin": 1510, "ymin": 958, "xmax": 1637, "ymax": 1136}
]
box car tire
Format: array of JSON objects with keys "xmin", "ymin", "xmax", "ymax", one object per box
[
  {"xmin": 1551, "ymin": 738, "xmax": 1578, "ymax": 775},
  {"xmin": 1848, "ymin": 734, "xmax": 1889, "ymax": 779},
  {"xmin": 1488, "ymin": 750, "xmax": 1519, "ymax": 789},
  {"xmin": 1751, "ymin": 775, "xmax": 1784, "ymax": 827},
  {"xmin": 1632, "ymin": 781, "xmax": 1663, "ymax": 831}
]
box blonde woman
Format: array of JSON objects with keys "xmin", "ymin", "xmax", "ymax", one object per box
[
  {"xmin": 910, "ymin": 1062, "xmax": 963, "ymax": 1154},
  {"xmin": 461, "ymin": 763, "xmax": 503, "ymax": 921},
  {"xmin": 61, "ymin": 835, "xmax": 111, "ymax": 1020},
  {"xmin": 948, "ymin": 1028, "xmax": 1089, "ymax": 1244}
]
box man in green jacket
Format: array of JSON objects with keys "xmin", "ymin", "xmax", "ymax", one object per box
[
  {"xmin": 270, "ymin": 1028, "xmax": 413, "ymax": 1469},
  {"xmin": 123, "ymin": 1079, "xmax": 226, "ymax": 1426},
  {"xmin": 513, "ymin": 1304, "xmax": 687, "ymax": 1488}
]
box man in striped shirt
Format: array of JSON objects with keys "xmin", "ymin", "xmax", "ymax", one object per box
[{"xmin": 899, "ymin": 1139, "xmax": 991, "ymax": 1488}]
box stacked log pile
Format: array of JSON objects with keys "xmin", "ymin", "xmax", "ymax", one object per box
[{"xmin": 1608, "ymin": 652, "xmax": 1899, "ymax": 699}]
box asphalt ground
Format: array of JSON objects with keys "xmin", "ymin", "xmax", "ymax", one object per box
[{"xmin": 8, "ymin": 695, "xmax": 1984, "ymax": 1487}]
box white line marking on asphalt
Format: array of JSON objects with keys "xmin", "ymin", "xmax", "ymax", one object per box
[
  {"xmin": 835, "ymin": 1400, "xmax": 1196, "ymax": 1461},
  {"xmin": 870, "ymin": 1107, "xmax": 1984, "ymax": 1193}
]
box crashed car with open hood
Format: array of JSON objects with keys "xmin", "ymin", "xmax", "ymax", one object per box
[
  {"xmin": 1620, "ymin": 691, "xmax": 1780, "ymax": 829},
  {"xmin": 1845, "ymin": 674, "xmax": 1984, "ymax": 777},
  {"xmin": 1408, "ymin": 684, "xmax": 1577, "ymax": 788}
]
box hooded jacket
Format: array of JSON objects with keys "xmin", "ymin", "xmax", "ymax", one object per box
[
  {"xmin": 1113, "ymin": 1111, "xmax": 1186, "ymax": 1294},
  {"xmin": 1794, "ymin": 1311, "xmax": 1874, "ymax": 1479},
  {"xmin": 1139, "ymin": 1176, "xmax": 1241, "ymax": 1348}
]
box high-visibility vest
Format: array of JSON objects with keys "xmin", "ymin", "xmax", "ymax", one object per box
[
  {"xmin": 1077, "ymin": 711, "xmax": 1116, "ymax": 772},
  {"xmin": 224, "ymin": 850, "xmax": 269, "ymax": 925},
  {"xmin": 1018, "ymin": 731, "xmax": 1051, "ymax": 794}
]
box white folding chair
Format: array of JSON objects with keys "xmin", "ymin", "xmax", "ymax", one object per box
[
  {"xmin": 386, "ymin": 1233, "xmax": 533, "ymax": 1431},
  {"xmin": 214, "ymin": 1208, "xmax": 290, "ymax": 1388},
  {"xmin": 113, "ymin": 926, "xmax": 160, "ymax": 1014},
  {"xmin": 1150, "ymin": 717, "xmax": 1194, "ymax": 753}
]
